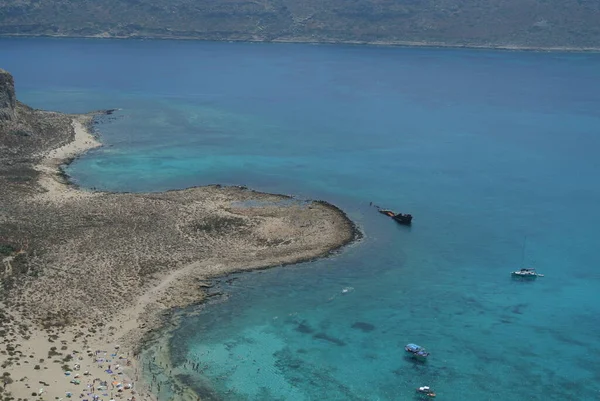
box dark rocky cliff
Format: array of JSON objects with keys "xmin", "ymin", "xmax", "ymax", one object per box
[
  {"xmin": 0, "ymin": 69, "xmax": 74, "ymax": 194},
  {"xmin": 0, "ymin": 69, "xmax": 16, "ymax": 122}
]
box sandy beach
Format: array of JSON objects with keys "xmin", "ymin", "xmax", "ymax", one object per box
[
  {"xmin": 33, "ymin": 116, "xmax": 102, "ymax": 203},
  {"xmin": 2, "ymin": 114, "xmax": 154, "ymax": 401},
  {"xmin": 0, "ymin": 70, "xmax": 359, "ymax": 401}
]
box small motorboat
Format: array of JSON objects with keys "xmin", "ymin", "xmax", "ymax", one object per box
[
  {"xmin": 511, "ymin": 268, "xmax": 544, "ymax": 278},
  {"xmin": 405, "ymin": 343, "xmax": 429, "ymax": 360},
  {"xmin": 416, "ymin": 386, "xmax": 436, "ymax": 398}
]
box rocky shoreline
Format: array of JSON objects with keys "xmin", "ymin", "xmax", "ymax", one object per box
[
  {"xmin": 2, "ymin": 33, "xmax": 599, "ymax": 53},
  {"xmin": 0, "ymin": 68, "xmax": 359, "ymax": 401}
]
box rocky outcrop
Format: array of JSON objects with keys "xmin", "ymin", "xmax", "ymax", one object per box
[{"xmin": 0, "ymin": 69, "xmax": 17, "ymax": 122}]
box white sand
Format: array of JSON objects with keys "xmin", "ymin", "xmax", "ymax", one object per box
[{"xmin": 33, "ymin": 117, "xmax": 102, "ymax": 203}]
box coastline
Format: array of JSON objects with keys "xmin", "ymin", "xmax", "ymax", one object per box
[
  {"xmin": 0, "ymin": 110, "xmax": 360, "ymax": 401},
  {"xmin": 33, "ymin": 115, "xmax": 102, "ymax": 203},
  {"xmin": 1, "ymin": 33, "xmax": 599, "ymax": 53}
]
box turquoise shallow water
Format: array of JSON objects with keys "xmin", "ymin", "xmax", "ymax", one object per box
[{"xmin": 2, "ymin": 38, "xmax": 600, "ymax": 400}]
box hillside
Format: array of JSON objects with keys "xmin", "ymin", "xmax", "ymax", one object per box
[{"xmin": 0, "ymin": 0, "xmax": 599, "ymax": 49}]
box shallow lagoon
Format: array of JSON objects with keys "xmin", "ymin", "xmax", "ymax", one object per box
[{"xmin": 2, "ymin": 38, "xmax": 600, "ymax": 400}]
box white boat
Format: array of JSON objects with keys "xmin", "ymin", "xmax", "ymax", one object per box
[
  {"xmin": 511, "ymin": 237, "xmax": 543, "ymax": 278},
  {"xmin": 511, "ymin": 268, "xmax": 544, "ymax": 278},
  {"xmin": 416, "ymin": 386, "xmax": 436, "ymax": 397}
]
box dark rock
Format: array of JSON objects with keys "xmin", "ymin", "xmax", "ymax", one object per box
[
  {"xmin": 313, "ymin": 332, "xmax": 346, "ymax": 346},
  {"xmin": 351, "ymin": 322, "xmax": 375, "ymax": 332},
  {"xmin": 0, "ymin": 69, "xmax": 16, "ymax": 122},
  {"xmin": 295, "ymin": 321, "xmax": 314, "ymax": 334}
]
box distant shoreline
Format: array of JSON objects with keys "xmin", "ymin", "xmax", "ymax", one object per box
[{"xmin": 1, "ymin": 33, "xmax": 599, "ymax": 53}]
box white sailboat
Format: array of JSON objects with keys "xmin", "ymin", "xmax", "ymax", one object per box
[{"xmin": 511, "ymin": 237, "xmax": 544, "ymax": 278}]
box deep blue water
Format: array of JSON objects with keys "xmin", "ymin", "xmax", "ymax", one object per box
[{"xmin": 2, "ymin": 38, "xmax": 600, "ymax": 400}]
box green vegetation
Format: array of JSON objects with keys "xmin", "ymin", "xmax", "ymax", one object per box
[
  {"xmin": 0, "ymin": 244, "xmax": 15, "ymax": 256},
  {"xmin": 47, "ymin": 347, "xmax": 61, "ymax": 358},
  {"xmin": 0, "ymin": 0, "xmax": 599, "ymax": 49},
  {"xmin": 193, "ymin": 216, "xmax": 249, "ymax": 234}
]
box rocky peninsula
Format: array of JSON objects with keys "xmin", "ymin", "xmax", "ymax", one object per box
[{"xmin": 0, "ymin": 68, "xmax": 358, "ymax": 401}]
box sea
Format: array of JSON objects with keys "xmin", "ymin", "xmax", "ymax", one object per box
[{"xmin": 2, "ymin": 38, "xmax": 600, "ymax": 401}]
